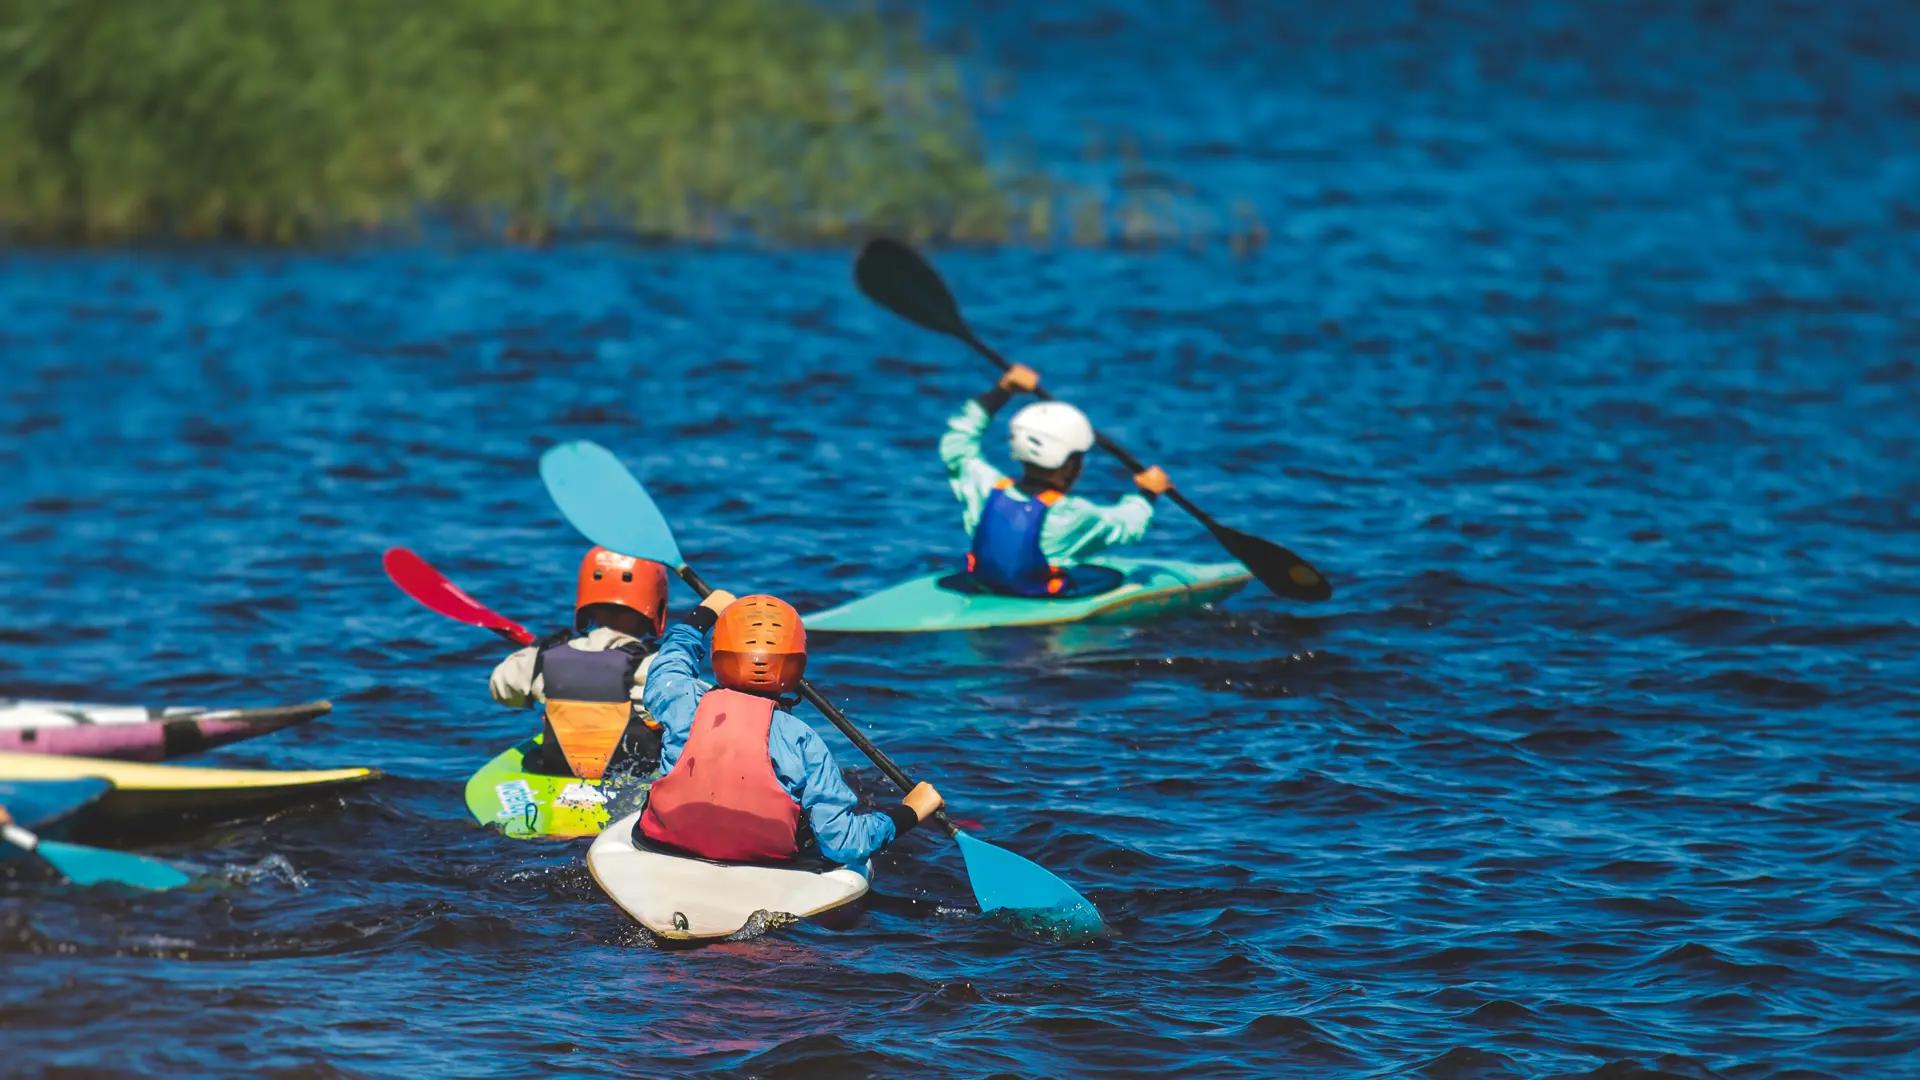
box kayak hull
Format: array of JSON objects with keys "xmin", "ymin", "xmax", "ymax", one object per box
[
  {"xmin": 464, "ymin": 735, "xmax": 652, "ymax": 840},
  {"xmin": 804, "ymin": 557, "xmax": 1253, "ymax": 633},
  {"xmin": 0, "ymin": 700, "xmax": 331, "ymax": 762},
  {"xmin": 588, "ymin": 811, "xmax": 870, "ymax": 940},
  {"xmin": 0, "ymin": 752, "xmax": 379, "ymax": 838}
]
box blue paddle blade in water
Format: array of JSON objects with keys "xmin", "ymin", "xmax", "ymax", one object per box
[
  {"xmin": 34, "ymin": 839, "xmax": 192, "ymax": 891},
  {"xmin": 539, "ymin": 441, "xmax": 684, "ymax": 569},
  {"xmin": 0, "ymin": 778, "xmax": 112, "ymax": 832},
  {"xmin": 954, "ymin": 829, "xmax": 1105, "ymax": 941}
]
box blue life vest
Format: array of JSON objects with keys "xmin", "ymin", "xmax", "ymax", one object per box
[{"xmin": 967, "ymin": 481, "xmax": 1067, "ymax": 597}]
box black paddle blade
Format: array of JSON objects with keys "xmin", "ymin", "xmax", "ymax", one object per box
[
  {"xmin": 1211, "ymin": 521, "xmax": 1334, "ymax": 602},
  {"xmin": 855, "ymin": 238, "xmax": 973, "ymax": 342},
  {"xmin": 855, "ymin": 235, "xmax": 1334, "ymax": 603}
]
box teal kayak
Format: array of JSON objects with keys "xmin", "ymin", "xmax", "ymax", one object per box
[{"xmin": 804, "ymin": 557, "xmax": 1253, "ymax": 633}]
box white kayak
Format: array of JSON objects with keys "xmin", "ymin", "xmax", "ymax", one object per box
[{"xmin": 587, "ymin": 811, "xmax": 871, "ymax": 941}]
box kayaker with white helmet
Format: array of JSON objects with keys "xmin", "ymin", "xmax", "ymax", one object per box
[
  {"xmin": 639, "ymin": 591, "xmax": 943, "ymax": 865},
  {"xmin": 489, "ymin": 546, "xmax": 673, "ymax": 780},
  {"xmin": 940, "ymin": 364, "xmax": 1173, "ymax": 596}
]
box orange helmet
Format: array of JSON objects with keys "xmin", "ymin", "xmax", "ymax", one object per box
[
  {"xmin": 711, "ymin": 595, "xmax": 807, "ymax": 696},
  {"xmin": 574, "ymin": 547, "xmax": 669, "ymax": 636}
]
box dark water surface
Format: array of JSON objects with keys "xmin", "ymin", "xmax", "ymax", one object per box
[{"xmin": 5, "ymin": 2, "xmax": 1919, "ymax": 1077}]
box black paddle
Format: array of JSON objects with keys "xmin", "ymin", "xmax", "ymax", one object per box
[{"xmin": 854, "ymin": 238, "xmax": 1333, "ymax": 602}]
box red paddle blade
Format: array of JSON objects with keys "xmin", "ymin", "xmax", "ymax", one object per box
[{"xmin": 381, "ymin": 548, "xmax": 536, "ymax": 646}]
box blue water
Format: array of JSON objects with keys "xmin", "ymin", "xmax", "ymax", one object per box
[{"xmin": 4, "ymin": 2, "xmax": 1919, "ymax": 1076}]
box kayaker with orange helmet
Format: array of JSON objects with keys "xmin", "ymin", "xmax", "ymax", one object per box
[
  {"xmin": 489, "ymin": 547, "xmax": 674, "ymax": 779},
  {"xmin": 940, "ymin": 364, "xmax": 1174, "ymax": 597},
  {"xmin": 639, "ymin": 591, "xmax": 943, "ymax": 865}
]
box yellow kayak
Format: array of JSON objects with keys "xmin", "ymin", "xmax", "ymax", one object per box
[{"xmin": 0, "ymin": 751, "xmax": 380, "ymax": 831}]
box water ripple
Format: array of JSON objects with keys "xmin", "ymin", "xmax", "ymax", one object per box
[{"xmin": 4, "ymin": 0, "xmax": 1920, "ymax": 1076}]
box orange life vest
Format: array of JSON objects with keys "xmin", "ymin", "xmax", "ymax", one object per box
[{"xmin": 533, "ymin": 635, "xmax": 657, "ymax": 780}]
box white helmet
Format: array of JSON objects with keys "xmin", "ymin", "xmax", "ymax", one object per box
[{"xmin": 1008, "ymin": 401, "xmax": 1095, "ymax": 470}]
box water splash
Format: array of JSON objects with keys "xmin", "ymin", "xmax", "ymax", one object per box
[{"xmin": 210, "ymin": 854, "xmax": 310, "ymax": 891}]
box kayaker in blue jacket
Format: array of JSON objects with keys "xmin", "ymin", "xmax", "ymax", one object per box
[
  {"xmin": 940, "ymin": 363, "xmax": 1173, "ymax": 597},
  {"xmin": 640, "ymin": 591, "xmax": 943, "ymax": 866}
]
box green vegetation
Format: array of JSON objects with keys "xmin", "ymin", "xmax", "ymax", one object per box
[{"xmin": 0, "ymin": 0, "xmax": 1020, "ymax": 244}]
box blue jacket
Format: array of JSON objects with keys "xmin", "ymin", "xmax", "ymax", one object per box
[{"xmin": 643, "ymin": 622, "xmax": 898, "ymax": 865}]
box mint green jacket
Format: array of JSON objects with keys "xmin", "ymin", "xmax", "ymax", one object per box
[{"xmin": 939, "ymin": 398, "xmax": 1154, "ymax": 565}]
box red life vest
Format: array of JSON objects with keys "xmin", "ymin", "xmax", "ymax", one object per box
[{"xmin": 639, "ymin": 688, "xmax": 803, "ymax": 862}]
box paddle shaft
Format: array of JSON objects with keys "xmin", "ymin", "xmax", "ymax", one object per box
[
  {"xmin": 956, "ymin": 330, "xmax": 1231, "ymax": 530},
  {"xmin": 673, "ymin": 565, "xmax": 958, "ymax": 837},
  {"xmin": 853, "ymin": 237, "xmax": 1331, "ymax": 601}
]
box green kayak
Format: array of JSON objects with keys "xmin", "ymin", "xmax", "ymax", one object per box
[
  {"xmin": 804, "ymin": 557, "xmax": 1253, "ymax": 633},
  {"xmin": 463, "ymin": 734, "xmax": 653, "ymax": 840}
]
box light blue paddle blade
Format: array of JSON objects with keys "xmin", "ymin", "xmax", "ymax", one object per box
[
  {"xmin": 0, "ymin": 778, "xmax": 112, "ymax": 832},
  {"xmin": 954, "ymin": 829, "xmax": 1105, "ymax": 941},
  {"xmin": 34, "ymin": 839, "xmax": 192, "ymax": 891},
  {"xmin": 539, "ymin": 441, "xmax": 684, "ymax": 568}
]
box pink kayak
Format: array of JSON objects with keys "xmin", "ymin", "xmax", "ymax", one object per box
[{"xmin": 0, "ymin": 700, "xmax": 331, "ymax": 761}]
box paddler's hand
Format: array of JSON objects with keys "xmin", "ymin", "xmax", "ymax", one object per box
[
  {"xmin": 902, "ymin": 782, "xmax": 944, "ymax": 822},
  {"xmin": 997, "ymin": 364, "xmax": 1040, "ymax": 394},
  {"xmin": 0, "ymin": 805, "xmax": 11, "ymax": 826},
  {"xmin": 699, "ymin": 590, "xmax": 738, "ymax": 614},
  {"xmin": 1133, "ymin": 465, "xmax": 1172, "ymax": 497}
]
